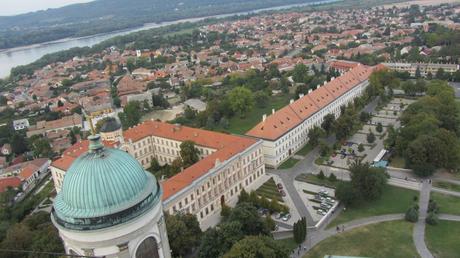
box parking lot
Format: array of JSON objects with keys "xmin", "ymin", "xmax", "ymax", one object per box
[{"xmin": 294, "ymin": 181, "xmax": 337, "ymax": 223}]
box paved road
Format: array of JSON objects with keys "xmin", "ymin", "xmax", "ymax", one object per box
[{"xmin": 413, "ymin": 181, "xmax": 434, "ymax": 258}]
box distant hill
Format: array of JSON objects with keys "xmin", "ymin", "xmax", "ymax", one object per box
[{"xmin": 0, "ymin": 0, "xmax": 319, "ymax": 49}]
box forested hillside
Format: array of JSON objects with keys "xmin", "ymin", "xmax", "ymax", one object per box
[{"xmin": 0, "ymin": 0, "xmax": 321, "ymax": 49}]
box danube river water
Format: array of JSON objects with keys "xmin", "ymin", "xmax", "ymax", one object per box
[{"xmin": 0, "ymin": 0, "xmax": 338, "ymax": 78}]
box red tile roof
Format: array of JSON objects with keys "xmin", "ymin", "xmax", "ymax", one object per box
[
  {"xmin": 0, "ymin": 177, "xmax": 21, "ymax": 192},
  {"xmin": 51, "ymin": 121, "xmax": 258, "ymax": 202}
]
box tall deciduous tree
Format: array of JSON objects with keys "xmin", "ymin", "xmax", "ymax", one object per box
[
  {"xmin": 118, "ymin": 101, "xmax": 142, "ymax": 129},
  {"xmin": 165, "ymin": 213, "xmax": 202, "ymax": 257},
  {"xmin": 228, "ymin": 87, "xmax": 254, "ymax": 117},
  {"xmin": 180, "ymin": 140, "xmax": 199, "ymax": 168},
  {"xmin": 223, "ymin": 236, "xmax": 289, "ymax": 258}
]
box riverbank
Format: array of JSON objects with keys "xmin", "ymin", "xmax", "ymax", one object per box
[{"xmin": 0, "ymin": 0, "xmax": 341, "ymax": 78}]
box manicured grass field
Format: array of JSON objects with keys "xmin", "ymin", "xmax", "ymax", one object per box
[
  {"xmin": 276, "ymin": 238, "xmax": 298, "ymax": 253},
  {"xmin": 304, "ymin": 221, "xmax": 417, "ymax": 258},
  {"xmin": 328, "ymin": 185, "xmax": 418, "ymax": 228},
  {"xmin": 255, "ymin": 177, "xmax": 283, "ymax": 202},
  {"xmin": 296, "ymin": 143, "xmax": 315, "ymax": 156},
  {"xmin": 295, "ymin": 174, "xmax": 339, "ymax": 189},
  {"xmin": 222, "ymin": 94, "xmax": 291, "ymax": 135},
  {"xmin": 426, "ymin": 220, "xmax": 460, "ymax": 258},
  {"xmin": 430, "ymin": 192, "xmax": 460, "ymax": 215},
  {"xmin": 433, "ymin": 181, "xmax": 460, "ymax": 193},
  {"xmin": 278, "ymin": 157, "xmax": 301, "ymax": 169}
]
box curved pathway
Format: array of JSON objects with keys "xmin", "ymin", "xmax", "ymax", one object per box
[
  {"xmin": 413, "ymin": 181, "xmax": 434, "ymax": 258},
  {"xmin": 291, "ymin": 214, "xmax": 404, "ymax": 258}
]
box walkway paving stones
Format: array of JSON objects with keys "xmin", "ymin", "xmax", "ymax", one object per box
[{"xmin": 413, "ymin": 181, "xmax": 434, "ymax": 258}]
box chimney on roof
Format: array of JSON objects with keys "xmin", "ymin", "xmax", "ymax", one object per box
[
  {"xmin": 215, "ymin": 159, "xmax": 221, "ymax": 167},
  {"xmin": 290, "ymin": 99, "xmax": 294, "ymax": 104},
  {"xmin": 299, "ymin": 93, "xmax": 304, "ymax": 98},
  {"xmin": 323, "ymin": 81, "xmax": 327, "ymax": 85},
  {"xmin": 308, "ymin": 89, "xmax": 312, "ymax": 94},
  {"xmin": 331, "ymin": 77, "xmax": 335, "ymax": 80},
  {"xmin": 193, "ymin": 132, "xmax": 198, "ymax": 137},
  {"xmin": 272, "ymin": 109, "xmax": 275, "ymax": 114},
  {"xmin": 262, "ymin": 114, "xmax": 267, "ymax": 122}
]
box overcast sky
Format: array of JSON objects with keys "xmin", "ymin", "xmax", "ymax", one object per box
[{"xmin": 0, "ymin": 0, "xmax": 94, "ymax": 16}]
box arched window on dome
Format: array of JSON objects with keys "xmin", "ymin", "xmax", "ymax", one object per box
[{"xmin": 135, "ymin": 237, "xmax": 160, "ymax": 258}]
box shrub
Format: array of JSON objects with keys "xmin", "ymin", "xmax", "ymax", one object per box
[
  {"xmin": 428, "ymin": 200, "xmax": 439, "ymax": 213},
  {"xmin": 317, "ymin": 170, "xmax": 326, "ymax": 180},
  {"xmin": 221, "ymin": 203, "xmax": 231, "ymax": 217},
  {"xmin": 367, "ymin": 131, "xmax": 376, "ymax": 143},
  {"xmin": 405, "ymin": 206, "xmax": 419, "ymax": 223},
  {"xmin": 376, "ymin": 122, "xmax": 383, "ymax": 133},
  {"xmin": 328, "ymin": 173, "xmax": 337, "ymax": 182},
  {"xmin": 358, "ymin": 143, "xmax": 365, "ymax": 152},
  {"xmin": 426, "ymin": 212, "xmax": 439, "ymax": 225},
  {"xmin": 412, "ymin": 163, "xmax": 436, "ymax": 177}
]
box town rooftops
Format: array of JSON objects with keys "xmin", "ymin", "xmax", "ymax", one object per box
[
  {"xmin": 0, "ymin": 177, "xmax": 21, "ymax": 192},
  {"xmin": 246, "ymin": 64, "xmax": 375, "ymax": 141}
]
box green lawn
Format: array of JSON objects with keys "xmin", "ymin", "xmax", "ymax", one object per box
[
  {"xmin": 276, "ymin": 238, "xmax": 298, "ymax": 253},
  {"xmin": 295, "ymin": 174, "xmax": 339, "ymax": 189},
  {"xmin": 328, "ymin": 185, "xmax": 418, "ymax": 228},
  {"xmin": 255, "ymin": 177, "xmax": 283, "ymax": 202},
  {"xmin": 433, "ymin": 181, "xmax": 460, "ymax": 193},
  {"xmin": 389, "ymin": 155, "xmax": 406, "ymax": 168},
  {"xmin": 304, "ymin": 221, "xmax": 417, "ymax": 258},
  {"xmin": 426, "ymin": 220, "xmax": 460, "ymax": 258},
  {"xmin": 296, "ymin": 143, "xmax": 315, "ymax": 156},
  {"xmin": 278, "ymin": 157, "xmax": 301, "ymax": 169},
  {"xmin": 224, "ymin": 94, "xmax": 291, "ymax": 135},
  {"xmin": 430, "ymin": 192, "xmax": 460, "ymax": 215}
]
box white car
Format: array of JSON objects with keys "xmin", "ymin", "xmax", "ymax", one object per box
[
  {"xmin": 282, "ymin": 214, "xmax": 291, "ymax": 221},
  {"xmin": 326, "ymin": 197, "xmax": 335, "ymax": 204},
  {"xmin": 317, "ymin": 209, "xmax": 327, "ymax": 216}
]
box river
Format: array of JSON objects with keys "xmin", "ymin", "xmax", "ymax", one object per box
[{"xmin": 0, "ymin": 0, "xmax": 339, "ymax": 78}]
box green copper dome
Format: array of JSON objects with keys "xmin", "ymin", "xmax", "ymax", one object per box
[{"xmin": 52, "ymin": 135, "xmax": 161, "ymax": 231}]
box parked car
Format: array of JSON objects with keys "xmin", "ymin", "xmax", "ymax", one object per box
[
  {"xmin": 282, "ymin": 213, "xmax": 291, "ymax": 221},
  {"xmin": 319, "ymin": 189, "xmax": 329, "ymax": 196},
  {"xmin": 317, "ymin": 209, "xmax": 327, "ymax": 216},
  {"xmin": 280, "ymin": 190, "xmax": 286, "ymax": 197},
  {"xmin": 320, "ymin": 203, "xmax": 331, "ymax": 210},
  {"xmin": 325, "ymin": 197, "xmax": 335, "ymax": 204}
]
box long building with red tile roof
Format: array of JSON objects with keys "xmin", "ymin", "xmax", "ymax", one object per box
[
  {"xmin": 50, "ymin": 121, "xmax": 265, "ymax": 229},
  {"xmin": 246, "ymin": 63, "xmax": 376, "ymax": 168}
]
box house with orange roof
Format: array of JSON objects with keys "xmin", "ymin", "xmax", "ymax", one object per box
[
  {"xmin": 246, "ymin": 63, "xmax": 376, "ymax": 168},
  {"xmin": 50, "ymin": 121, "xmax": 265, "ymax": 229},
  {"xmin": 1, "ymin": 158, "xmax": 50, "ymax": 192}
]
